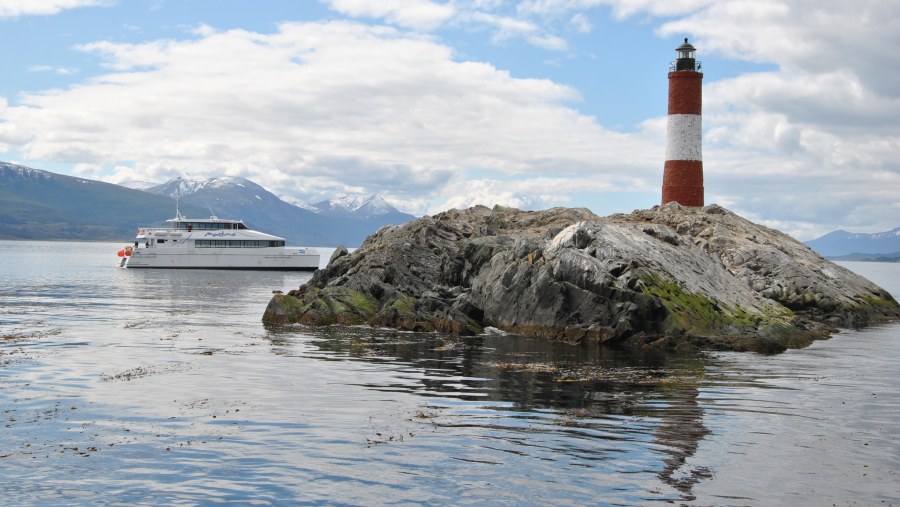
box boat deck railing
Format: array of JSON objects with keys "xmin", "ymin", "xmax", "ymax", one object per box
[
  {"xmin": 139, "ymin": 225, "xmax": 242, "ymax": 234},
  {"xmin": 138, "ymin": 227, "xmax": 180, "ymax": 234}
]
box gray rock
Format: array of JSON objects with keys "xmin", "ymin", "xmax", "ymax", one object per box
[
  {"xmin": 264, "ymin": 204, "xmax": 898, "ymax": 353},
  {"xmin": 328, "ymin": 246, "xmax": 349, "ymax": 265}
]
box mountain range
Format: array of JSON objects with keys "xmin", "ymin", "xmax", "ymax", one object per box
[
  {"xmin": 145, "ymin": 176, "xmax": 415, "ymax": 246},
  {"xmin": 0, "ymin": 162, "xmax": 414, "ymax": 247},
  {"xmin": 3, "ymin": 160, "xmax": 897, "ymax": 257},
  {"xmin": 805, "ymin": 227, "xmax": 900, "ymax": 261}
]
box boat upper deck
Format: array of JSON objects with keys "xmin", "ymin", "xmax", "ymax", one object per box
[{"xmin": 165, "ymin": 217, "xmax": 249, "ymax": 231}]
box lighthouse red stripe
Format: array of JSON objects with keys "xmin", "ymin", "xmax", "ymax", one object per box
[
  {"xmin": 662, "ymin": 160, "xmax": 704, "ymax": 207},
  {"xmin": 667, "ymin": 71, "xmax": 703, "ymax": 115}
]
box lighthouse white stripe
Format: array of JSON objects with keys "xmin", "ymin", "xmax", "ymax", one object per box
[{"xmin": 665, "ymin": 114, "xmax": 702, "ymax": 161}]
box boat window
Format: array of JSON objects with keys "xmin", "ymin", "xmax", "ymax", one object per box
[
  {"xmin": 195, "ymin": 239, "xmax": 285, "ymax": 248},
  {"xmin": 186, "ymin": 222, "xmax": 241, "ymax": 230}
]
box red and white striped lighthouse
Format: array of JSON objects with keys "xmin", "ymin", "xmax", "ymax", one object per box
[{"xmin": 662, "ymin": 38, "xmax": 703, "ymax": 207}]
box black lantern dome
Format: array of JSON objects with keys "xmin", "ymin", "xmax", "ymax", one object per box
[{"xmin": 673, "ymin": 38, "xmax": 699, "ymax": 72}]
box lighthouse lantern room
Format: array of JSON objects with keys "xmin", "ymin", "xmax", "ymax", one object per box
[{"xmin": 674, "ymin": 39, "xmax": 697, "ymax": 71}]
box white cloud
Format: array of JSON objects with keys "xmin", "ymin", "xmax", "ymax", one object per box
[
  {"xmin": 324, "ymin": 0, "xmax": 455, "ymax": 31},
  {"xmin": 29, "ymin": 64, "xmax": 79, "ymax": 75},
  {"xmin": 567, "ymin": 13, "xmax": 592, "ymax": 34},
  {"xmin": 432, "ymin": 173, "xmax": 632, "ymax": 213},
  {"xmin": 469, "ymin": 11, "xmax": 539, "ymax": 40},
  {"xmin": 0, "ymin": 0, "xmax": 112, "ymax": 17},
  {"xmin": 437, "ymin": 178, "xmax": 555, "ymax": 212},
  {"xmin": 325, "ymin": 1, "xmax": 572, "ymax": 51},
  {"xmin": 72, "ymin": 162, "xmax": 102, "ymax": 177},
  {"xmin": 516, "ymin": 0, "xmax": 713, "ymax": 19},
  {"xmin": 0, "ymin": 21, "xmax": 658, "ymax": 215},
  {"xmin": 527, "ymin": 32, "xmax": 568, "ymax": 51},
  {"xmin": 468, "ymin": 11, "xmax": 568, "ymax": 50}
]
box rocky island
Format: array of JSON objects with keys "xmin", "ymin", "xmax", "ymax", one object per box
[{"xmin": 263, "ymin": 204, "xmax": 899, "ymax": 353}]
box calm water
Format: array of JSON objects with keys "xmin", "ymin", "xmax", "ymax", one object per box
[{"xmin": 1, "ymin": 241, "xmax": 898, "ymax": 506}]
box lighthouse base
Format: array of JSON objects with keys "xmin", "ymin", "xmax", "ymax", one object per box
[{"xmin": 662, "ymin": 160, "xmax": 704, "ymax": 207}]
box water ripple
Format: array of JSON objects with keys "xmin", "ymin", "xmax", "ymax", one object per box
[{"xmin": 1, "ymin": 242, "xmax": 898, "ymax": 506}]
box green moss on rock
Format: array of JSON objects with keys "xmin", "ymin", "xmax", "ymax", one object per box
[
  {"xmin": 857, "ymin": 294, "xmax": 900, "ymax": 310},
  {"xmin": 389, "ymin": 293, "xmax": 415, "ymax": 317},
  {"xmin": 640, "ymin": 275, "xmax": 793, "ymax": 337},
  {"xmin": 263, "ymin": 287, "xmax": 380, "ymax": 326},
  {"xmin": 642, "ymin": 276, "xmax": 733, "ymax": 334}
]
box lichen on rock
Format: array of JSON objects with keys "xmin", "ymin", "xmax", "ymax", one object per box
[{"xmin": 262, "ymin": 204, "xmax": 899, "ymax": 353}]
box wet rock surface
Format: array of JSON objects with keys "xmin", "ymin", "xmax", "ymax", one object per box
[{"xmin": 263, "ymin": 203, "xmax": 899, "ymax": 352}]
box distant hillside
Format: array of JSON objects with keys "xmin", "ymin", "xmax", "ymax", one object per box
[
  {"xmin": 826, "ymin": 252, "xmax": 900, "ymax": 263},
  {"xmin": 806, "ymin": 227, "xmax": 900, "ymax": 258},
  {"xmin": 0, "ymin": 163, "xmax": 415, "ymax": 246},
  {"xmin": 145, "ymin": 176, "xmax": 415, "ymax": 246},
  {"xmin": 0, "ymin": 162, "xmax": 204, "ymax": 241}
]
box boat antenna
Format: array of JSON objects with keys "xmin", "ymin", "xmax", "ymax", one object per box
[{"xmin": 175, "ymin": 187, "xmax": 185, "ymax": 220}]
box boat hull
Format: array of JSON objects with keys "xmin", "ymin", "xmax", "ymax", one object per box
[{"xmin": 123, "ymin": 248, "xmax": 319, "ymax": 270}]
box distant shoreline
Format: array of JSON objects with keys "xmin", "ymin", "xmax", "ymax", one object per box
[
  {"xmin": 829, "ymin": 256, "xmax": 900, "ymax": 263},
  {"xmin": 1, "ymin": 238, "xmax": 896, "ymax": 263}
]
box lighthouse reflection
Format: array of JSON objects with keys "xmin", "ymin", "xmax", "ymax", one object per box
[{"xmin": 268, "ymin": 326, "xmax": 713, "ymax": 501}]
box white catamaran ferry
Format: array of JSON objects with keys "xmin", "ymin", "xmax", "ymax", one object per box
[{"xmin": 117, "ymin": 212, "xmax": 319, "ymax": 270}]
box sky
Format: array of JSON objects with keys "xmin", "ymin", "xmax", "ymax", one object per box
[{"xmin": 0, "ymin": 0, "xmax": 898, "ymax": 240}]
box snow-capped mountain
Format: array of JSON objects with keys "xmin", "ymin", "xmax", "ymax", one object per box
[
  {"xmin": 279, "ymin": 195, "xmax": 320, "ymax": 213},
  {"xmin": 144, "ymin": 176, "xmax": 414, "ymax": 246},
  {"xmin": 277, "ymin": 192, "xmax": 408, "ymax": 220},
  {"xmin": 117, "ymin": 180, "xmax": 159, "ymax": 190},
  {"xmin": 806, "ymin": 227, "xmax": 900, "ymax": 258},
  {"xmin": 872, "ymin": 229, "xmax": 900, "ymax": 241},
  {"xmin": 150, "ymin": 176, "xmax": 252, "ymax": 199},
  {"xmin": 312, "ymin": 194, "xmax": 398, "ymax": 219},
  {"xmin": 0, "ymin": 161, "xmax": 56, "ymax": 181},
  {"xmin": 0, "ymin": 163, "xmax": 414, "ymax": 246}
]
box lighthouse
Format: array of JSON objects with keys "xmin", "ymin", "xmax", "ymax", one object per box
[{"xmin": 661, "ymin": 38, "xmax": 704, "ymax": 207}]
